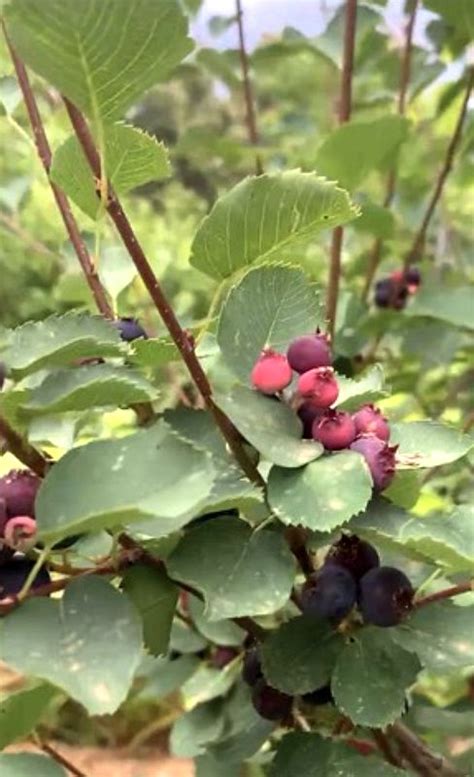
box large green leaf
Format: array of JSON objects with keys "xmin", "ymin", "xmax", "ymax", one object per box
[
  {"xmin": 190, "ymin": 171, "xmax": 358, "ymax": 279},
  {"xmin": 36, "ymin": 424, "xmax": 215, "ymax": 541},
  {"xmin": 5, "ymin": 0, "xmax": 193, "ymax": 124},
  {"xmin": 137, "ymin": 654, "xmax": 200, "ymax": 700},
  {"xmin": 315, "ymin": 116, "xmax": 410, "ymax": 191},
  {"xmin": 405, "ymin": 285, "xmax": 474, "ymax": 330},
  {"xmin": 335, "ymin": 364, "xmax": 387, "ymax": 411},
  {"xmin": 0, "ymin": 754, "xmax": 67, "ymax": 777},
  {"xmin": 1, "ymin": 313, "xmax": 123, "ymax": 377},
  {"xmin": 268, "ymin": 452, "xmax": 373, "ymax": 531},
  {"xmin": 392, "ymin": 603, "xmax": 474, "ymax": 671},
  {"xmin": 216, "ymin": 386, "xmax": 323, "ymax": 468},
  {"xmin": 170, "ymin": 700, "xmax": 225, "ymax": 757},
  {"xmin": 188, "ymin": 596, "xmax": 245, "ymax": 646},
  {"xmin": 424, "ymin": 0, "xmax": 474, "ymax": 49},
  {"xmin": 261, "ymin": 616, "xmax": 343, "ymax": 695},
  {"xmin": 271, "ymin": 733, "xmax": 406, "ymax": 777},
  {"xmin": 51, "ymin": 126, "xmax": 170, "ymax": 220},
  {"xmin": 0, "ymin": 683, "xmax": 57, "ymax": 749},
  {"xmin": 217, "ymin": 265, "xmax": 324, "ymax": 382},
  {"xmin": 167, "ymin": 517, "xmax": 295, "ymax": 620},
  {"xmin": 352, "ymin": 501, "xmax": 474, "ymax": 572},
  {"xmin": 391, "ymin": 421, "xmax": 473, "ymax": 469},
  {"xmin": 121, "ymin": 564, "xmax": 178, "ymax": 656},
  {"xmin": 181, "ymin": 662, "xmax": 240, "ymax": 708},
  {"xmin": 0, "ymin": 577, "xmax": 142, "ymax": 715},
  {"xmin": 332, "ymin": 629, "xmax": 421, "ymax": 727},
  {"xmin": 23, "ymin": 364, "xmax": 157, "ymax": 414}
]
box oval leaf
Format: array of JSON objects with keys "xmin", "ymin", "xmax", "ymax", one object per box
[{"xmin": 392, "ymin": 421, "xmax": 473, "ymax": 469}]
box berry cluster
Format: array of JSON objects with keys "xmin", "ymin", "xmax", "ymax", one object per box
[
  {"xmin": 251, "ymin": 331, "xmax": 397, "ymax": 491},
  {"xmin": 374, "ymin": 267, "xmax": 421, "ymax": 310},
  {"xmin": 302, "ymin": 534, "xmax": 414, "ymax": 628}
]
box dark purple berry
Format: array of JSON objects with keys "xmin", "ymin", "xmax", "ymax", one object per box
[
  {"xmin": 325, "ymin": 534, "xmax": 379, "ymax": 581},
  {"xmin": 298, "ymin": 367, "xmax": 339, "ymax": 407},
  {"xmin": 0, "ymin": 544, "xmax": 14, "ymax": 566},
  {"xmin": 0, "ymin": 557, "xmax": 50, "ymax": 598},
  {"xmin": 350, "ymin": 435, "xmax": 397, "ymax": 491},
  {"xmin": 297, "ymin": 402, "xmax": 323, "ymax": 439},
  {"xmin": 114, "ymin": 317, "xmax": 148, "ymax": 342},
  {"xmin": 302, "ymin": 684, "xmax": 334, "ymax": 706},
  {"xmin": 251, "ymin": 680, "xmax": 293, "ymax": 721},
  {"xmin": 211, "ymin": 646, "xmax": 239, "ymax": 669},
  {"xmin": 287, "ymin": 330, "xmax": 332, "ymax": 374},
  {"xmin": 374, "ymin": 279, "xmax": 393, "ymax": 308},
  {"xmin": 359, "ymin": 566, "xmax": 414, "ymax": 627},
  {"xmin": 0, "ymin": 470, "xmax": 41, "ymax": 530},
  {"xmin": 312, "ymin": 409, "xmax": 356, "ymax": 450},
  {"xmin": 352, "ymin": 404, "xmax": 390, "ymax": 442},
  {"xmin": 242, "ymin": 648, "xmax": 263, "ymax": 687},
  {"xmin": 251, "ymin": 349, "xmax": 292, "ymax": 394},
  {"xmin": 393, "ymin": 285, "xmax": 408, "ymax": 310},
  {"xmin": 301, "ymin": 565, "xmax": 356, "ymax": 625},
  {"xmin": 404, "ymin": 266, "xmax": 421, "ymax": 291}
]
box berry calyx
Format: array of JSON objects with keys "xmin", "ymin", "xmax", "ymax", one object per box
[
  {"xmin": 358, "ymin": 566, "xmax": 414, "ymax": 627},
  {"xmin": 312, "ymin": 409, "xmax": 356, "ymax": 450},
  {"xmin": 350, "ymin": 434, "xmax": 397, "ymax": 491},
  {"xmin": 287, "ymin": 330, "xmax": 332, "ymax": 374},
  {"xmin": 325, "ymin": 534, "xmax": 379, "ymax": 581},
  {"xmin": 352, "ymin": 404, "xmax": 390, "ymax": 442},
  {"xmin": 301, "ymin": 564, "xmax": 356, "ymax": 625},
  {"xmin": 0, "ymin": 557, "xmax": 50, "ymax": 599},
  {"xmin": 251, "ymin": 679, "xmax": 293, "ymax": 721},
  {"xmin": 114, "ymin": 317, "xmax": 148, "ymax": 342},
  {"xmin": 297, "ymin": 401, "xmax": 323, "ymax": 439},
  {"xmin": 302, "ymin": 684, "xmax": 334, "ymax": 706},
  {"xmin": 297, "ymin": 367, "xmax": 339, "ymax": 407},
  {"xmin": 251, "ymin": 349, "xmax": 292, "ymax": 394},
  {"xmin": 0, "ymin": 470, "xmax": 41, "ymax": 528},
  {"xmin": 242, "ymin": 648, "xmax": 263, "ymax": 687},
  {"xmin": 3, "ymin": 516, "xmax": 37, "ymax": 552}
]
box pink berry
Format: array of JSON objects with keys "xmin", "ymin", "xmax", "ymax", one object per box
[
  {"xmin": 297, "ymin": 367, "xmax": 339, "ymax": 407},
  {"xmin": 352, "ymin": 404, "xmax": 390, "ymax": 442},
  {"xmin": 312, "ymin": 410, "xmax": 356, "ymax": 450},
  {"xmin": 251, "ymin": 349, "xmax": 293, "ymax": 394},
  {"xmin": 3, "ymin": 516, "xmax": 37, "ymax": 552},
  {"xmin": 350, "ymin": 434, "xmax": 397, "ymax": 491},
  {"xmin": 0, "ymin": 470, "xmax": 41, "ymax": 528},
  {"xmin": 297, "ymin": 402, "xmax": 324, "ymax": 439},
  {"xmin": 287, "ymin": 329, "xmax": 332, "ymax": 374}
]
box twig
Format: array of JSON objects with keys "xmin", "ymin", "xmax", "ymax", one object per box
[
  {"xmin": 414, "ymin": 580, "xmax": 473, "ymax": 609},
  {"xmin": 35, "ymin": 739, "xmax": 89, "ymax": 777},
  {"xmin": 390, "ymin": 721, "xmax": 463, "ymax": 777},
  {"xmin": 405, "ymin": 67, "xmax": 474, "ymax": 266},
  {"xmin": 235, "ymin": 0, "xmax": 263, "ymax": 175},
  {"xmin": 0, "ymin": 212, "xmax": 58, "ymax": 259},
  {"xmin": 362, "ymin": 0, "xmax": 419, "ymax": 300},
  {"xmin": 372, "ymin": 729, "xmax": 404, "ymax": 768},
  {"xmin": 325, "ymin": 0, "xmax": 358, "ymax": 337},
  {"xmin": 63, "ymin": 98, "xmax": 264, "ymax": 487},
  {"xmin": 3, "ymin": 26, "xmax": 114, "ymax": 320},
  {"xmin": 0, "ymin": 413, "xmax": 50, "ymax": 477}
]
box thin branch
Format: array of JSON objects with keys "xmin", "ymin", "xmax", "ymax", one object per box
[
  {"xmin": 63, "ymin": 98, "xmax": 264, "ymax": 487},
  {"xmin": 0, "ymin": 413, "xmax": 50, "ymax": 477},
  {"xmin": 390, "ymin": 721, "xmax": 463, "ymax": 777},
  {"xmin": 0, "ymin": 211, "xmax": 58, "ymax": 259},
  {"xmin": 235, "ymin": 0, "xmax": 263, "ymax": 175},
  {"xmin": 36, "ymin": 739, "xmax": 89, "ymax": 777},
  {"xmin": 325, "ymin": 0, "xmax": 358, "ymax": 337},
  {"xmin": 3, "ymin": 26, "xmax": 114, "ymax": 320},
  {"xmin": 372, "ymin": 729, "xmax": 404, "ymax": 768},
  {"xmin": 414, "ymin": 579, "xmax": 473, "ymax": 609},
  {"xmin": 405, "ymin": 67, "xmax": 473, "ymax": 266}
]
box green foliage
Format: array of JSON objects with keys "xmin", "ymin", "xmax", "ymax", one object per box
[
  {"xmin": 0, "ymin": 754, "xmax": 67, "ymax": 777},
  {"xmin": 0, "ymin": 684, "xmax": 57, "ymax": 749},
  {"xmin": 121, "ymin": 564, "xmax": 178, "ymax": 656}
]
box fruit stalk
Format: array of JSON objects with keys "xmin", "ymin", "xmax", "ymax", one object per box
[
  {"xmin": 390, "ymin": 721, "xmax": 463, "ymax": 777},
  {"xmin": 235, "ymin": 0, "xmax": 264, "ymax": 175},
  {"xmin": 0, "ymin": 414, "xmax": 49, "ymax": 478}
]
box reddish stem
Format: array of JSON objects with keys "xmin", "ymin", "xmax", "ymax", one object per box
[
  {"xmin": 414, "ymin": 580, "xmax": 473, "ymax": 609},
  {"xmin": 235, "ymin": 0, "xmax": 263, "ymax": 175},
  {"xmin": 0, "ymin": 414, "xmax": 50, "ymax": 477},
  {"xmin": 37, "ymin": 741, "xmax": 89, "ymax": 777}
]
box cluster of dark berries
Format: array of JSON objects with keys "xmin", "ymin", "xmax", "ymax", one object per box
[
  {"xmin": 374, "ymin": 267, "xmax": 421, "ymax": 310},
  {"xmin": 302, "ymin": 534, "xmax": 414, "ymax": 628},
  {"xmin": 251, "ymin": 331, "xmax": 397, "ymax": 491}
]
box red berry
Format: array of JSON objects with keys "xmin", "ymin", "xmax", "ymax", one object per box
[
  {"xmin": 350, "ymin": 435, "xmax": 397, "ymax": 491},
  {"xmin": 297, "ymin": 367, "xmax": 339, "ymax": 407},
  {"xmin": 251, "ymin": 349, "xmax": 292, "ymax": 394},
  {"xmin": 390, "ymin": 270, "xmax": 404, "ymax": 283},
  {"xmin": 352, "ymin": 404, "xmax": 390, "ymax": 442},
  {"xmin": 297, "ymin": 401, "xmax": 323, "ymax": 439},
  {"xmin": 312, "ymin": 409, "xmax": 356, "ymax": 450},
  {"xmin": 211, "ymin": 646, "xmax": 239, "ymax": 669},
  {"xmin": 287, "ymin": 330, "xmax": 332, "ymax": 374}
]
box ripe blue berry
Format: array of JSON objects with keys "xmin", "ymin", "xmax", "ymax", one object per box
[
  {"xmin": 114, "ymin": 317, "xmax": 148, "ymax": 342},
  {"xmin": 242, "ymin": 648, "xmax": 263, "ymax": 687},
  {"xmin": 251, "ymin": 679, "xmax": 293, "ymax": 721},
  {"xmin": 301, "ymin": 564, "xmax": 356, "ymax": 625},
  {"xmin": 302, "ymin": 684, "xmax": 334, "ymax": 706},
  {"xmin": 0, "ymin": 557, "xmax": 50, "ymax": 598},
  {"xmin": 325, "ymin": 534, "xmax": 379, "ymax": 581},
  {"xmin": 359, "ymin": 566, "xmax": 414, "ymax": 627},
  {"xmin": 287, "ymin": 330, "xmax": 332, "ymax": 374}
]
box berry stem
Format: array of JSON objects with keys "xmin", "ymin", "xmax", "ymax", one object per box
[
  {"xmin": 33, "ymin": 737, "xmax": 89, "ymax": 777},
  {"xmin": 325, "ymin": 0, "xmax": 358, "ymax": 338},
  {"xmin": 0, "ymin": 413, "xmax": 50, "ymax": 478},
  {"xmin": 371, "ymin": 729, "xmax": 404, "ymax": 768},
  {"xmin": 405, "ymin": 67, "xmax": 473, "ymax": 267},
  {"xmin": 390, "ymin": 721, "xmax": 463, "ymax": 777},
  {"xmin": 414, "ymin": 579, "xmax": 473, "ymax": 609},
  {"xmin": 235, "ymin": 0, "xmax": 264, "ymax": 176}
]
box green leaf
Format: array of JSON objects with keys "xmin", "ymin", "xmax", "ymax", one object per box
[
  {"xmin": 391, "ymin": 421, "xmax": 473, "ymax": 469},
  {"xmin": 271, "ymin": 732, "xmax": 406, "ymax": 777},
  {"xmin": 167, "ymin": 517, "xmax": 295, "ymax": 620},
  {"xmin": 268, "ymin": 452, "xmax": 373, "ymax": 531},
  {"xmin": 392, "ymin": 603, "xmax": 474, "ymax": 671},
  {"xmin": 129, "ymin": 337, "xmax": 181, "ymax": 368},
  {"xmin": 5, "ymin": 0, "xmax": 193, "ymax": 124},
  {"xmin": 188, "ymin": 596, "xmax": 245, "ymax": 646},
  {"xmin": 137, "ymin": 654, "xmax": 200, "ymax": 700},
  {"xmin": 335, "ymin": 364, "xmax": 387, "ymax": 411},
  {"xmin": 0, "ymin": 754, "xmax": 67, "ymax": 777},
  {"xmin": 0, "ymin": 683, "xmax": 57, "ymax": 749},
  {"xmin": 0, "ymin": 76, "xmax": 22, "ymax": 115},
  {"xmin": 352, "ymin": 201, "xmax": 394, "ymax": 239},
  {"xmin": 217, "ymin": 264, "xmax": 324, "ymax": 383},
  {"xmin": 170, "ymin": 700, "xmax": 225, "ymax": 757},
  {"xmin": 405, "ymin": 285, "xmax": 474, "ymax": 330},
  {"xmin": 209, "ymin": 715, "xmax": 273, "ymax": 764},
  {"xmin": 23, "ymin": 364, "xmax": 157, "ymax": 414},
  {"xmin": 383, "ymin": 470, "xmax": 421, "ymax": 510},
  {"xmin": 352, "ymin": 500, "xmax": 474, "ymax": 572},
  {"xmin": 332, "ymin": 629, "xmax": 421, "ymax": 727},
  {"xmin": 424, "ymin": 0, "xmax": 474, "ymax": 47},
  {"xmin": 216, "ymin": 386, "xmax": 323, "ymax": 468},
  {"xmin": 182, "ymin": 662, "xmax": 240, "ymax": 708},
  {"xmin": 195, "ymin": 755, "xmax": 241, "ymax": 777},
  {"xmin": 97, "ymin": 246, "xmax": 137, "ymax": 300},
  {"xmin": 122, "ymin": 564, "xmax": 178, "ymax": 656},
  {"xmin": 190, "ymin": 171, "xmax": 358, "ymax": 280},
  {"xmin": 170, "ymin": 620, "xmax": 208, "ymax": 654},
  {"xmin": 261, "ymin": 616, "xmax": 343, "ymax": 695},
  {"xmin": 51, "ymin": 125, "xmax": 170, "ymax": 220},
  {"xmin": 36, "ymin": 424, "xmax": 215, "ymax": 541},
  {"xmin": 1, "ymin": 313, "xmax": 123, "ymax": 377},
  {"xmin": 0, "ymin": 577, "xmax": 142, "ymax": 715}
]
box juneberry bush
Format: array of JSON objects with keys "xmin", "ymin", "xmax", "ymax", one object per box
[{"xmin": 0, "ymin": 1, "xmax": 472, "ymax": 776}]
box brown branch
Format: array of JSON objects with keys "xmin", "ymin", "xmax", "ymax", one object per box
[
  {"xmin": 414, "ymin": 579, "xmax": 473, "ymax": 609},
  {"xmin": 325, "ymin": 0, "xmax": 358, "ymax": 338},
  {"xmin": 37, "ymin": 740, "xmax": 89, "ymax": 777},
  {"xmin": 362, "ymin": 0, "xmax": 419, "ymax": 300},
  {"xmin": 235, "ymin": 0, "xmax": 263, "ymax": 175},
  {"xmin": 0, "ymin": 413, "xmax": 50, "ymax": 477},
  {"xmin": 372, "ymin": 729, "xmax": 404, "ymax": 768},
  {"xmin": 3, "ymin": 26, "xmax": 114, "ymax": 320},
  {"xmin": 390, "ymin": 721, "xmax": 463, "ymax": 777},
  {"xmin": 63, "ymin": 98, "xmax": 264, "ymax": 487},
  {"xmin": 405, "ymin": 67, "xmax": 474, "ymax": 266}
]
